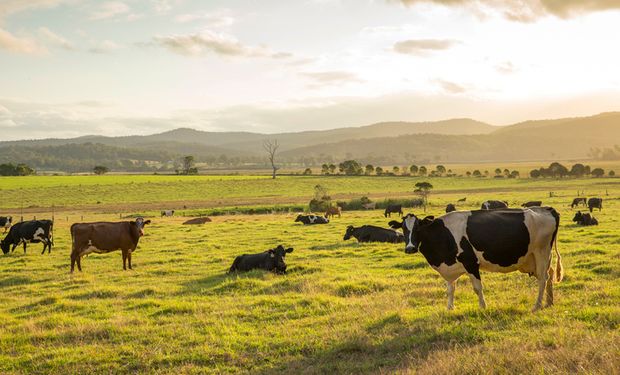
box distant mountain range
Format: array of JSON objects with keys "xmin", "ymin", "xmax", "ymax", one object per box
[{"xmin": 0, "ymin": 113, "xmax": 618, "ymax": 172}]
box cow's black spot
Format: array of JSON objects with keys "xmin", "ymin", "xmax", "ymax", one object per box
[
  {"xmin": 457, "ymin": 237, "xmax": 481, "ymax": 280},
  {"xmin": 418, "ymin": 219, "xmax": 458, "ymax": 268},
  {"xmin": 466, "ymin": 210, "xmax": 530, "ymax": 267}
]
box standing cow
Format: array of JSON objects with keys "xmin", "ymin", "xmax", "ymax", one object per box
[
  {"xmin": 161, "ymin": 210, "xmax": 175, "ymax": 217},
  {"xmin": 70, "ymin": 217, "xmax": 151, "ymax": 272},
  {"xmin": 1, "ymin": 220, "xmax": 53, "ymax": 255},
  {"xmin": 587, "ymin": 198, "xmax": 602, "ymax": 213},
  {"xmin": 481, "ymin": 200, "xmax": 508, "ymax": 210},
  {"xmin": 571, "ymin": 197, "xmax": 587, "ymax": 208},
  {"xmin": 389, "ymin": 207, "xmax": 562, "ymax": 311},
  {"xmin": 325, "ymin": 206, "xmax": 341, "ymax": 219},
  {"xmin": 384, "ymin": 204, "xmax": 403, "ymax": 218},
  {"xmin": 0, "ymin": 216, "xmax": 12, "ymax": 232}
]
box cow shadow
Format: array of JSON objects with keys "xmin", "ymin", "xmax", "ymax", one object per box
[{"xmin": 177, "ymin": 270, "xmax": 271, "ymax": 296}]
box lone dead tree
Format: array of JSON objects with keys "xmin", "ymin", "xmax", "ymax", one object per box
[{"xmin": 263, "ymin": 139, "xmax": 280, "ymax": 179}]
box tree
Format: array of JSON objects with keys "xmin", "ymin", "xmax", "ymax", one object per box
[
  {"xmin": 609, "ymin": 170, "xmax": 616, "ymax": 177},
  {"xmin": 466, "ymin": 171, "xmax": 472, "ymax": 177},
  {"xmin": 93, "ymin": 165, "xmax": 109, "ymax": 175},
  {"xmin": 414, "ymin": 181, "xmax": 433, "ymax": 212},
  {"xmin": 375, "ymin": 166, "xmax": 384, "ymax": 176},
  {"xmin": 328, "ymin": 164, "xmax": 336, "ymax": 174},
  {"xmin": 178, "ymin": 156, "xmax": 197, "ymax": 175},
  {"xmin": 472, "ymin": 170, "xmax": 481, "ymax": 177},
  {"xmin": 321, "ymin": 164, "xmax": 329, "ymax": 175},
  {"xmin": 392, "ymin": 166, "xmax": 400, "ymax": 174},
  {"xmin": 548, "ymin": 162, "xmax": 569, "ymax": 178},
  {"xmin": 494, "ymin": 168, "xmax": 502, "ymax": 176},
  {"xmin": 503, "ymin": 168, "xmax": 510, "ymax": 177},
  {"xmin": 340, "ymin": 160, "xmax": 363, "ymax": 175},
  {"xmin": 509, "ymin": 170, "xmax": 520, "ymax": 179},
  {"xmin": 436, "ymin": 165, "xmax": 446, "ymax": 175},
  {"xmin": 263, "ymin": 140, "xmax": 280, "ymax": 179},
  {"xmin": 570, "ymin": 163, "xmax": 587, "ymax": 177},
  {"xmin": 419, "ymin": 166, "xmax": 427, "ymax": 176},
  {"xmin": 409, "ymin": 165, "xmax": 418, "ymax": 175},
  {"xmin": 303, "ymin": 168, "xmax": 312, "ymax": 175},
  {"xmin": 530, "ymin": 169, "xmax": 541, "ymax": 178},
  {"xmin": 591, "ymin": 168, "xmax": 605, "ymax": 177},
  {"xmin": 365, "ymin": 164, "xmax": 374, "ymax": 175},
  {"xmin": 15, "ymin": 163, "xmax": 35, "ymax": 176}
]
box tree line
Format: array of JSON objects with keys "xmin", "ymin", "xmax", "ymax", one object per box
[{"xmin": 529, "ymin": 162, "xmax": 614, "ymax": 178}]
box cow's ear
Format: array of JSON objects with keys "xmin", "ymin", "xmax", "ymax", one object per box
[
  {"xmin": 144, "ymin": 220, "xmax": 151, "ymax": 225},
  {"xmin": 285, "ymin": 248, "xmax": 293, "ymax": 253},
  {"xmin": 268, "ymin": 249, "xmax": 275, "ymax": 258},
  {"xmin": 420, "ymin": 216, "xmax": 435, "ymax": 226},
  {"xmin": 388, "ymin": 220, "xmax": 402, "ymax": 229}
]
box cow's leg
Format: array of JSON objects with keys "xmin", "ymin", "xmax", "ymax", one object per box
[
  {"xmin": 533, "ymin": 252, "xmax": 552, "ymax": 312},
  {"xmin": 446, "ymin": 279, "xmax": 457, "ymax": 310},
  {"xmin": 76, "ymin": 254, "xmax": 82, "ymax": 272},
  {"xmin": 545, "ymin": 266, "xmax": 554, "ymax": 307},
  {"xmin": 127, "ymin": 250, "xmax": 133, "ymax": 270},
  {"xmin": 41, "ymin": 242, "xmax": 46, "ymax": 255},
  {"xmin": 70, "ymin": 252, "xmax": 76, "ymax": 273},
  {"xmin": 23, "ymin": 242, "xmax": 27, "ymax": 254},
  {"xmin": 122, "ymin": 249, "xmax": 128, "ymax": 270},
  {"xmin": 467, "ymin": 274, "xmax": 486, "ymax": 308},
  {"xmin": 11, "ymin": 243, "xmax": 18, "ymax": 253}
]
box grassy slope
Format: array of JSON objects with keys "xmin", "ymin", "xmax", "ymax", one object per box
[{"xmin": 0, "ymin": 177, "xmax": 618, "ymax": 374}]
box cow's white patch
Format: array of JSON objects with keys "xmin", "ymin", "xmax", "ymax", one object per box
[
  {"xmin": 33, "ymin": 227, "xmax": 46, "ymax": 242},
  {"xmin": 404, "ymin": 215, "xmax": 417, "ymax": 247},
  {"xmin": 309, "ymin": 215, "xmax": 317, "ymax": 224},
  {"xmin": 439, "ymin": 212, "xmax": 471, "ymax": 258}
]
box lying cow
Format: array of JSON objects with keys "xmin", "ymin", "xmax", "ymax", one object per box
[
  {"xmin": 588, "ymin": 197, "xmax": 602, "ymax": 213},
  {"xmin": 325, "ymin": 206, "xmax": 341, "ymax": 219},
  {"xmin": 445, "ymin": 204, "xmax": 456, "ymax": 213},
  {"xmin": 161, "ymin": 210, "xmax": 175, "ymax": 217},
  {"xmin": 384, "ymin": 204, "xmax": 403, "ymax": 218},
  {"xmin": 481, "ymin": 200, "xmax": 508, "ymax": 210},
  {"xmin": 522, "ymin": 201, "xmax": 542, "ymax": 208},
  {"xmin": 1, "ymin": 220, "xmax": 53, "ymax": 255},
  {"xmin": 343, "ymin": 225, "xmax": 404, "ymax": 243},
  {"xmin": 572, "ymin": 211, "xmax": 598, "ymax": 226},
  {"xmin": 228, "ymin": 245, "xmax": 293, "ymax": 274},
  {"xmin": 70, "ymin": 217, "xmax": 151, "ymax": 272},
  {"xmin": 389, "ymin": 207, "xmax": 562, "ymax": 311},
  {"xmin": 571, "ymin": 197, "xmax": 587, "ymax": 208},
  {"xmin": 295, "ymin": 214, "xmax": 329, "ymax": 225},
  {"xmin": 0, "ymin": 216, "xmax": 12, "ymax": 232},
  {"xmin": 457, "ymin": 197, "xmax": 467, "ymax": 203}
]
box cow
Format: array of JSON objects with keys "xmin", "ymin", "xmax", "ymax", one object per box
[
  {"xmin": 1, "ymin": 220, "xmax": 53, "ymax": 255},
  {"xmin": 572, "ymin": 211, "xmax": 598, "ymax": 226},
  {"xmin": 343, "ymin": 225, "xmax": 404, "ymax": 243},
  {"xmin": 389, "ymin": 207, "xmax": 563, "ymax": 312},
  {"xmin": 362, "ymin": 202, "xmax": 376, "ymax": 210},
  {"xmin": 384, "ymin": 204, "xmax": 403, "ymax": 218},
  {"xmin": 445, "ymin": 204, "xmax": 456, "ymax": 213},
  {"xmin": 70, "ymin": 217, "xmax": 151, "ymax": 272},
  {"xmin": 161, "ymin": 210, "xmax": 175, "ymax": 217},
  {"xmin": 481, "ymin": 200, "xmax": 508, "ymax": 210},
  {"xmin": 183, "ymin": 217, "xmax": 212, "ymax": 225},
  {"xmin": 522, "ymin": 201, "xmax": 542, "ymax": 208},
  {"xmin": 295, "ymin": 214, "xmax": 329, "ymax": 225},
  {"xmin": 325, "ymin": 206, "xmax": 341, "ymax": 219},
  {"xmin": 571, "ymin": 197, "xmax": 587, "ymax": 208},
  {"xmin": 457, "ymin": 197, "xmax": 467, "ymax": 203},
  {"xmin": 228, "ymin": 245, "xmax": 293, "ymax": 274},
  {"xmin": 587, "ymin": 198, "xmax": 602, "ymax": 213},
  {"xmin": 411, "ymin": 199, "xmax": 424, "ymax": 208},
  {"xmin": 0, "ymin": 216, "xmax": 12, "ymax": 232}
]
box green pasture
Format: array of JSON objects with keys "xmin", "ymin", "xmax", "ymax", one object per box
[{"xmin": 0, "ymin": 176, "xmax": 618, "ymax": 373}]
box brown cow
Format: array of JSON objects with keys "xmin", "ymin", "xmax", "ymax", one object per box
[
  {"xmin": 325, "ymin": 206, "xmax": 342, "ymax": 219},
  {"xmin": 70, "ymin": 217, "xmax": 151, "ymax": 272}
]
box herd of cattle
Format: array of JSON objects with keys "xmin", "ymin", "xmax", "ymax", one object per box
[{"xmin": 0, "ymin": 195, "xmax": 606, "ymax": 311}]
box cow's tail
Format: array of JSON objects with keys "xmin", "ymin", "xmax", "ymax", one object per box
[{"xmin": 550, "ymin": 208, "xmax": 563, "ymax": 283}]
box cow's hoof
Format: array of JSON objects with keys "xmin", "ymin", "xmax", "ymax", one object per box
[{"xmin": 531, "ymin": 305, "xmax": 542, "ymax": 312}]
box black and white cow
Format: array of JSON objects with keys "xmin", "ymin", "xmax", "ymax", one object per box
[
  {"xmin": 0, "ymin": 216, "xmax": 12, "ymax": 232},
  {"xmin": 343, "ymin": 225, "xmax": 404, "ymax": 243},
  {"xmin": 1, "ymin": 220, "xmax": 54, "ymax": 255},
  {"xmin": 389, "ymin": 207, "xmax": 562, "ymax": 311},
  {"xmin": 295, "ymin": 214, "xmax": 329, "ymax": 225},
  {"xmin": 587, "ymin": 198, "xmax": 602, "ymax": 213},
  {"xmin": 228, "ymin": 245, "xmax": 293, "ymax": 274},
  {"xmin": 161, "ymin": 210, "xmax": 175, "ymax": 217},
  {"xmin": 522, "ymin": 201, "xmax": 542, "ymax": 208},
  {"xmin": 481, "ymin": 200, "xmax": 508, "ymax": 210},
  {"xmin": 572, "ymin": 211, "xmax": 598, "ymax": 226}
]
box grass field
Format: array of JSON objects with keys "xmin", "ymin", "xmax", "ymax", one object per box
[{"xmin": 0, "ymin": 176, "xmax": 619, "ymax": 374}]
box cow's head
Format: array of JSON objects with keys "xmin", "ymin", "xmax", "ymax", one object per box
[
  {"xmin": 343, "ymin": 225, "xmax": 355, "ymax": 241},
  {"xmin": 1, "ymin": 239, "xmax": 9, "ymax": 254},
  {"xmin": 389, "ymin": 214, "xmax": 434, "ymax": 254},
  {"xmin": 572, "ymin": 211, "xmax": 583, "ymax": 222},
  {"xmin": 268, "ymin": 245, "xmax": 293, "ymax": 273},
  {"xmin": 295, "ymin": 215, "xmax": 303, "ymax": 222},
  {"xmin": 132, "ymin": 217, "xmax": 151, "ymax": 236}
]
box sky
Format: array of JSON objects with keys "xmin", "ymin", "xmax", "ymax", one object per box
[{"xmin": 1, "ymin": 0, "xmax": 620, "ymax": 140}]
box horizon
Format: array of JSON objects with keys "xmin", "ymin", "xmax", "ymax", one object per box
[{"xmin": 1, "ymin": 1, "xmax": 620, "ymax": 140}]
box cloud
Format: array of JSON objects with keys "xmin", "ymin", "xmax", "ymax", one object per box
[
  {"xmin": 38, "ymin": 27, "xmax": 74, "ymax": 50},
  {"xmin": 434, "ymin": 79, "xmax": 467, "ymax": 94},
  {"xmin": 0, "ymin": 28, "xmax": 45, "ymax": 55},
  {"xmin": 88, "ymin": 40, "xmax": 122, "ymax": 54},
  {"xmin": 393, "ymin": 39, "xmax": 459, "ymax": 55},
  {"xmin": 0, "ymin": 105, "xmax": 17, "ymax": 128},
  {"xmin": 392, "ymin": 0, "xmax": 620, "ymax": 21},
  {"xmin": 90, "ymin": 1, "xmax": 130, "ymax": 20},
  {"xmin": 300, "ymin": 71, "xmax": 363, "ymax": 87},
  {"xmin": 0, "ymin": 0, "xmax": 71, "ymax": 18},
  {"xmin": 495, "ymin": 61, "xmax": 516, "ymax": 74},
  {"xmin": 154, "ymin": 30, "xmax": 291, "ymax": 59},
  {"xmin": 174, "ymin": 12, "xmax": 235, "ymax": 27}
]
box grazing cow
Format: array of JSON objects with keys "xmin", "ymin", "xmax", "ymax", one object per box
[
  {"xmin": 445, "ymin": 204, "xmax": 456, "ymax": 213},
  {"xmin": 384, "ymin": 204, "xmax": 403, "ymax": 218},
  {"xmin": 325, "ymin": 206, "xmax": 342, "ymax": 219},
  {"xmin": 183, "ymin": 217, "xmax": 212, "ymax": 225},
  {"xmin": 70, "ymin": 217, "xmax": 151, "ymax": 272},
  {"xmin": 571, "ymin": 197, "xmax": 587, "ymax": 208},
  {"xmin": 295, "ymin": 214, "xmax": 329, "ymax": 225},
  {"xmin": 1, "ymin": 220, "xmax": 53, "ymax": 255},
  {"xmin": 228, "ymin": 245, "xmax": 293, "ymax": 274},
  {"xmin": 457, "ymin": 197, "xmax": 467, "ymax": 203},
  {"xmin": 572, "ymin": 211, "xmax": 598, "ymax": 226},
  {"xmin": 343, "ymin": 225, "xmax": 404, "ymax": 243},
  {"xmin": 362, "ymin": 202, "xmax": 376, "ymax": 210},
  {"xmin": 161, "ymin": 210, "xmax": 175, "ymax": 217},
  {"xmin": 389, "ymin": 207, "xmax": 562, "ymax": 311},
  {"xmin": 522, "ymin": 201, "xmax": 542, "ymax": 208},
  {"xmin": 0, "ymin": 216, "xmax": 12, "ymax": 232},
  {"xmin": 481, "ymin": 200, "xmax": 508, "ymax": 210},
  {"xmin": 587, "ymin": 198, "xmax": 603, "ymax": 213}
]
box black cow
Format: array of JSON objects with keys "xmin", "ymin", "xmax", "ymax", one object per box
[
  {"xmin": 343, "ymin": 225, "xmax": 404, "ymax": 243},
  {"xmin": 587, "ymin": 198, "xmax": 602, "ymax": 213},
  {"xmin": 0, "ymin": 216, "xmax": 12, "ymax": 232},
  {"xmin": 389, "ymin": 207, "xmax": 562, "ymax": 311},
  {"xmin": 295, "ymin": 214, "xmax": 329, "ymax": 225},
  {"xmin": 457, "ymin": 197, "xmax": 467, "ymax": 203},
  {"xmin": 228, "ymin": 245, "xmax": 293, "ymax": 274},
  {"xmin": 481, "ymin": 200, "xmax": 508, "ymax": 210},
  {"xmin": 571, "ymin": 197, "xmax": 587, "ymax": 208},
  {"xmin": 1, "ymin": 220, "xmax": 54, "ymax": 255},
  {"xmin": 445, "ymin": 204, "xmax": 456, "ymax": 213},
  {"xmin": 522, "ymin": 201, "xmax": 542, "ymax": 208},
  {"xmin": 384, "ymin": 204, "xmax": 403, "ymax": 218},
  {"xmin": 572, "ymin": 211, "xmax": 598, "ymax": 226}
]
